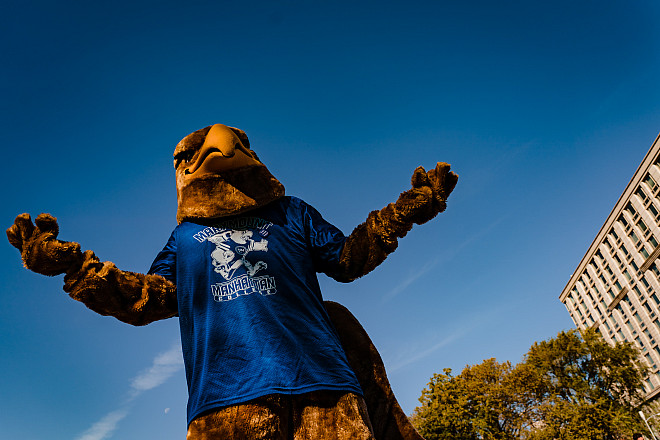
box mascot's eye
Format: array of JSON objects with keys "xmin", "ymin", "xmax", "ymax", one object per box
[{"xmin": 174, "ymin": 150, "xmax": 196, "ymax": 168}]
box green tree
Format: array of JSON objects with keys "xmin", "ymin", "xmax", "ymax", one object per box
[
  {"xmin": 411, "ymin": 358, "xmax": 527, "ymax": 440},
  {"xmin": 522, "ymin": 328, "xmax": 648, "ymax": 440},
  {"xmin": 412, "ymin": 329, "xmax": 649, "ymax": 440}
]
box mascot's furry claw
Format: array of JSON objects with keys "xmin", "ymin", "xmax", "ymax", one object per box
[
  {"xmin": 337, "ymin": 161, "xmax": 457, "ymax": 282},
  {"xmin": 7, "ymin": 213, "xmax": 82, "ymax": 276},
  {"xmin": 8, "ymin": 124, "xmax": 457, "ymax": 440},
  {"xmin": 8, "ymin": 214, "xmax": 178, "ymax": 326}
]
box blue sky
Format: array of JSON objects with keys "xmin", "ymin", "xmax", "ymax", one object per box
[{"xmin": 2, "ymin": 1, "xmax": 660, "ymax": 439}]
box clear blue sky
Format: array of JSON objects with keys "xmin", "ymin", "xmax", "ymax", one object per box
[{"xmin": 2, "ymin": 1, "xmax": 660, "ymax": 439}]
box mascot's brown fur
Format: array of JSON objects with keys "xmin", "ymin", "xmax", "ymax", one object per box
[{"xmin": 8, "ymin": 124, "xmax": 457, "ymax": 440}]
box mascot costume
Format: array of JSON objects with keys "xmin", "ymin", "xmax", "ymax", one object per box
[{"xmin": 8, "ymin": 124, "xmax": 457, "ymax": 440}]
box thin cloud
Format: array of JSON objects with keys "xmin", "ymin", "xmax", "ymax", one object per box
[
  {"xmin": 381, "ymin": 258, "xmax": 438, "ymax": 303},
  {"xmin": 130, "ymin": 342, "xmax": 183, "ymax": 397},
  {"xmin": 75, "ymin": 342, "xmax": 183, "ymax": 440},
  {"xmin": 386, "ymin": 303, "xmax": 512, "ymax": 373},
  {"xmin": 387, "ymin": 331, "xmax": 464, "ymax": 373},
  {"xmin": 75, "ymin": 409, "xmax": 129, "ymax": 440},
  {"xmin": 382, "ymin": 215, "xmax": 507, "ymax": 303}
]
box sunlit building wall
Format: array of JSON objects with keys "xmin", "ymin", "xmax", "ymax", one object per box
[{"xmin": 560, "ymin": 133, "xmax": 660, "ymax": 399}]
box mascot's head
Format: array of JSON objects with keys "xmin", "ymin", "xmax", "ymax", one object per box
[{"xmin": 174, "ymin": 124, "xmax": 285, "ymax": 223}]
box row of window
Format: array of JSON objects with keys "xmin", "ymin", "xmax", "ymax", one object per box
[
  {"xmin": 577, "ymin": 160, "xmax": 660, "ymax": 391},
  {"xmin": 567, "ymin": 257, "xmax": 660, "ymax": 343}
]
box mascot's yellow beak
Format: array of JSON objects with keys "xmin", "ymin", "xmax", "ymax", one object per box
[
  {"xmin": 184, "ymin": 124, "xmax": 262, "ymax": 177},
  {"xmin": 175, "ymin": 123, "xmax": 285, "ymax": 223}
]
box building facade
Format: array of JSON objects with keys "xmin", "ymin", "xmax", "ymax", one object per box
[{"xmin": 560, "ymin": 133, "xmax": 660, "ymax": 399}]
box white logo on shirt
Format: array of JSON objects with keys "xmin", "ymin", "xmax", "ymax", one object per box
[{"xmin": 199, "ymin": 225, "xmax": 277, "ymax": 302}]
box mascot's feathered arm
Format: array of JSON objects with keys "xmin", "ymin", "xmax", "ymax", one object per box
[
  {"xmin": 6, "ymin": 213, "xmax": 177, "ymax": 326},
  {"xmin": 336, "ymin": 162, "xmax": 458, "ymax": 282}
]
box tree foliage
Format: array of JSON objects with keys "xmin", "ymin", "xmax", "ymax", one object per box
[{"xmin": 411, "ymin": 329, "xmax": 650, "ymax": 440}]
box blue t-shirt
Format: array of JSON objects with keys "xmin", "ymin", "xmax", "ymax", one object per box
[{"xmin": 148, "ymin": 196, "xmax": 362, "ymax": 425}]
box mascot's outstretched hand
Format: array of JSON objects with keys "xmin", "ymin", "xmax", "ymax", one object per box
[
  {"xmin": 7, "ymin": 213, "xmax": 177, "ymax": 325},
  {"xmin": 7, "ymin": 213, "xmax": 83, "ymax": 276},
  {"xmin": 400, "ymin": 162, "xmax": 458, "ymax": 225},
  {"xmin": 336, "ymin": 162, "xmax": 457, "ymax": 282}
]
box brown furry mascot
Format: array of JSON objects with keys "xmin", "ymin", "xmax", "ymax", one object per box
[{"xmin": 7, "ymin": 124, "xmax": 457, "ymax": 440}]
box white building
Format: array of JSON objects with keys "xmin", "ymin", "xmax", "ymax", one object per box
[{"xmin": 560, "ymin": 133, "xmax": 660, "ymax": 399}]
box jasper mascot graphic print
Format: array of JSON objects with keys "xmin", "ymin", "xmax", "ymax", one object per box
[{"xmin": 196, "ymin": 220, "xmax": 277, "ymax": 302}]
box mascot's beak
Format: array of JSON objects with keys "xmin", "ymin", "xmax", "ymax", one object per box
[
  {"xmin": 175, "ymin": 123, "xmax": 285, "ymax": 223},
  {"xmin": 184, "ymin": 124, "xmax": 261, "ymax": 176}
]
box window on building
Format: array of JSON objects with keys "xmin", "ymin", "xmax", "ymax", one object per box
[
  {"xmin": 619, "ymin": 215, "xmax": 629, "ymax": 229},
  {"xmin": 596, "ymin": 250, "xmax": 605, "ymax": 261},
  {"xmin": 630, "ymin": 231, "xmax": 640, "ymax": 245},
  {"xmin": 623, "ymin": 269, "xmax": 632, "ymax": 281},
  {"xmin": 614, "ymin": 254, "xmax": 624, "ymax": 268},
  {"xmin": 631, "ymin": 260, "xmax": 640, "ymax": 272},
  {"xmin": 649, "ymin": 203, "xmax": 660, "ymax": 218},
  {"xmin": 638, "ymin": 219, "xmax": 649, "ymax": 233},
  {"xmin": 645, "ymin": 328, "xmax": 653, "ymax": 341},
  {"xmin": 611, "ymin": 228, "xmax": 620, "ymax": 240},
  {"xmin": 637, "ymin": 187, "xmax": 649, "ymax": 202},
  {"xmin": 634, "ymin": 286, "xmax": 644, "ymax": 300},
  {"xmin": 651, "ymin": 263, "xmax": 660, "ymax": 279},
  {"xmin": 586, "ymin": 291, "xmax": 595, "ymax": 303},
  {"xmin": 635, "ymin": 312, "xmax": 643, "ymax": 323},
  {"xmin": 651, "ymin": 235, "xmax": 659, "ymax": 249},
  {"xmin": 626, "ymin": 203, "xmax": 637, "ymax": 217},
  {"xmin": 621, "ymin": 244, "xmax": 630, "ymax": 256},
  {"xmin": 642, "ymin": 276, "xmax": 651, "ymax": 290},
  {"xmin": 615, "ymin": 281, "xmax": 623, "ymax": 292},
  {"xmin": 641, "ymin": 247, "xmax": 650, "ymax": 259},
  {"xmin": 651, "ymin": 293, "xmax": 660, "ymax": 306},
  {"xmin": 615, "ymin": 304, "xmax": 625, "ymax": 316},
  {"xmin": 645, "ymin": 173, "xmax": 657, "ymax": 190},
  {"xmin": 644, "ymin": 302, "xmax": 654, "ymax": 314}
]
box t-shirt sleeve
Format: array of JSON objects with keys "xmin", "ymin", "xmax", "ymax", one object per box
[
  {"xmin": 300, "ymin": 200, "xmax": 347, "ymax": 279},
  {"xmin": 148, "ymin": 230, "xmax": 177, "ymax": 284}
]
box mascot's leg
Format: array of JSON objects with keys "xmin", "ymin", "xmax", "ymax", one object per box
[
  {"xmin": 325, "ymin": 301, "xmax": 425, "ymax": 440},
  {"xmin": 293, "ymin": 391, "xmax": 374, "ymax": 440},
  {"xmin": 186, "ymin": 395, "xmax": 288, "ymax": 440},
  {"xmin": 187, "ymin": 392, "xmax": 374, "ymax": 440}
]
